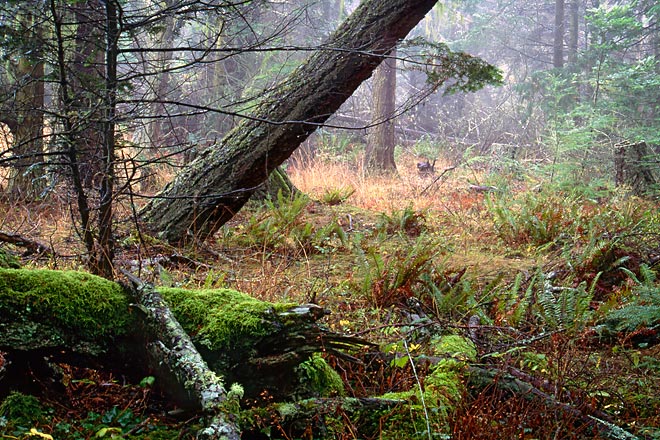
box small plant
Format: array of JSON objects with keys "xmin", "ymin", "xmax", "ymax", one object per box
[
  {"xmin": 295, "ymin": 354, "xmax": 345, "ymax": 398},
  {"xmin": 320, "ymin": 186, "xmax": 355, "ymax": 205},
  {"xmin": 315, "ymin": 130, "xmax": 362, "ymax": 163},
  {"xmin": 601, "ymin": 265, "xmax": 660, "ymax": 337},
  {"xmin": 232, "ymin": 191, "xmax": 347, "ymax": 254},
  {"xmin": 486, "ymin": 190, "xmax": 580, "ymax": 247},
  {"xmin": 0, "ymin": 392, "xmax": 45, "ymax": 427},
  {"xmin": 376, "ymin": 203, "xmax": 428, "ymax": 237},
  {"xmin": 535, "ymin": 272, "xmax": 598, "ymax": 333},
  {"xmin": 354, "ymin": 233, "xmax": 444, "ymax": 307}
]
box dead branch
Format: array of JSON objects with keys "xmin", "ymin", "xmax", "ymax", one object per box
[{"xmin": 0, "ymin": 231, "xmax": 53, "ymax": 257}]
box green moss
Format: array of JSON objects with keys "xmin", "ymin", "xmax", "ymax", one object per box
[
  {"xmin": 374, "ymin": 335, "xmax": 474, "ymax": 439},
  {"xmin": 159, "ymin": 287, "xmax": 294, "ymax": 353},
  {"xmin": 0, "ymin": 249, "xmax": 20, "ymax": 269},
  {"xmin": 295, "ymin": 354, "xmax": 345, "ymax": 397},
  {"xmin": 431, "ymin": 334, "xmax": 478, "ymax": 362},
  {"xmin": 0, "ymin": 392, "xmax": 45, "ymax": 426},
  {"xmin": 0, "ymin": 268, "xmax": 133, "ymax": 343}
]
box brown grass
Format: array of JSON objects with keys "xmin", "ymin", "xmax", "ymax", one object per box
[{"xmin": 289, "ymin": 153, "xmax": 479, "ymax": 213}]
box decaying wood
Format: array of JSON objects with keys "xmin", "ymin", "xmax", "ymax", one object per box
[
  {"xmin": 122, "ymin": 270, "xmax": 241, "ymax": 440},
  {"xmin": 0, "ymin": 231, "xmax": 53, "ymax": 257},
  {"xmin": 0, "ymin": 268, "xmax": 374, "ymax": 437},
  {"xmin": 141, "ymin": 0, "xmax": 439, "ymax": 244}
]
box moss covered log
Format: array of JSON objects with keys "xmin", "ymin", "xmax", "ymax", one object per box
[
  {"xmin": 0, "ymin": 268, "xmax": 132, "ymax": 353},
  {"xmin": 0, "ymin": 268, "xmax": 365, "ymax": 403}
]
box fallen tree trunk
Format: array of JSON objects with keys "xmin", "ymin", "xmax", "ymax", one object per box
[
  {"xmin": 0, "ymin": 231, "xmax": 53, "ymax": 257},
  {"xmin": 141, "ymin": 0, "xmax": 439, "ymax": 244},
  {"xmin": 0, "ymin": 268, "xmax": 371, "ymax": 436}
]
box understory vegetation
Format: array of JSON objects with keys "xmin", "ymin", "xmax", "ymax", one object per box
[{"xmin": 1, "ymin": 140, "xmax": 659, "ymax": 439}]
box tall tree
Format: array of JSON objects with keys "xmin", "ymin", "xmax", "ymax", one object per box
[
  {"xmin": 365, "ymin": 49, "xmax": 397, "ymax": 173},
  {"xmin": 141, "ymin": 0, "xmax": 501, "ymax": 244},
  {"xmin": 567, "ymin": 0, "xmax": 579, "ymax": 68},
  {"xmin": 553, "ymin": 0, "xmax": 565, "ymax": 68},
  {"xmin": 0, "ymin": 1, "xmax": 45, "ymax": 201}
]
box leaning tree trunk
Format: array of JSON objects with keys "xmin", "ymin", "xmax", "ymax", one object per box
[{"xmin": 141, "ymin": 0, "xmax": 438, "ymax": 244}]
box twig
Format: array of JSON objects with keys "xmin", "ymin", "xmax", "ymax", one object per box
[{"xmin": 420, "ymin": 166, "xmax": 456, "ymax": 195}]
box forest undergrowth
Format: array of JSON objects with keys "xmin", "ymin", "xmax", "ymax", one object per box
[{"xmin": 1, "ymin": 151, "xmax": 659, "ymax": 439}]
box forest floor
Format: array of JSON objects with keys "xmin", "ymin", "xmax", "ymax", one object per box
[{"xmin": 1, "ymin": 152, "xmax": 660, "ymax": 439}]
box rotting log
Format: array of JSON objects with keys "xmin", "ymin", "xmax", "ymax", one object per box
[
  {"xmin": 0, "ymin": 268, "xmax": 372, "ymax": 435},
  {"xmin": 0, "ymin": 231, "xmax": 53, "ymax": 258},
  {"xmin": 141, "ymin": 0, "xmax": 439, "ymax": 244}
]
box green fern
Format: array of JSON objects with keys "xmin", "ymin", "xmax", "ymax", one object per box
[
  {"xmin": 536, "ymin": 271, "xmax": 598, "ymax": 332},
  {"xmin": 603, "ymin": 265, "xmax": 660, "ymax": 333}
]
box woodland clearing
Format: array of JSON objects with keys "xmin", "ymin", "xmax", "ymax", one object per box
[{"xmin": 1, "ymin": 150, "xmax": 659, "ymax": 439}]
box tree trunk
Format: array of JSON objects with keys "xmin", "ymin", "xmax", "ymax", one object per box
[
  {"xmin": 251, "ymin": 166, "xmax": 299, "ymax": 202},
  {"xmin": 69, "ymin": 0, "xmax": 106, "ymax": 188},
  {"xmin": 5, "ymin": 4, "xmax": 45, "ymax": 202},
  {"xmin": 553, "ymin": 0, "xmax": 565, "ymax": 69},
  {"xmin": 95, "ymin": 0, "xmax": 118, "ymax": 279},
  {"xmin": 365, "ymin": 48, "xmax": 397, "ymax": 174},
  {"xmin": 141, "ymin": 0, "xmax": 439, "ymax": 244},
  {"xmin": 567, "ymin": 0, "xmax": 579, "ymax": 68}
]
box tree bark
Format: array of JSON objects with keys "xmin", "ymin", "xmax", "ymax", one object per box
[
  {"xmin": 365, "ymin": 48, "xmax": 397, "ymax": 174},
  {"xmin": 141, "ymin": 0, "xmax": 439, "ymax": 244},
  {"xmin": 122, "ymin": 272, "xmax": 241, "ymax": 440},
  {"xmin": 553, "ymin": 0, "xmax": 565, "ymax": 69},
  {"xmin": 5, "ymin": 3, "xmax": 45, "ymax": 201}
]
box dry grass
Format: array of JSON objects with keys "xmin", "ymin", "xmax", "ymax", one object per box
[{"xmin": 289, "ymin": 153, "xmax": 481, "ymax": 213}]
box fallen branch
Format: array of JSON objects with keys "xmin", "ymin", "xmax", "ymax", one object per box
[
  {"xmin": 0, "ymin": 231, "xmax": 53, "ymax": 257},
  {"xmin": 122, "ymin": 270, "xmax": 241, "ymax": 440},
  {"xmin": 467, "ymin": 366, "xmax": 640, "ymax": 440},
  {"xmin": 420, "ymin": 166, "xmax": 457, "ymax": 195}
]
